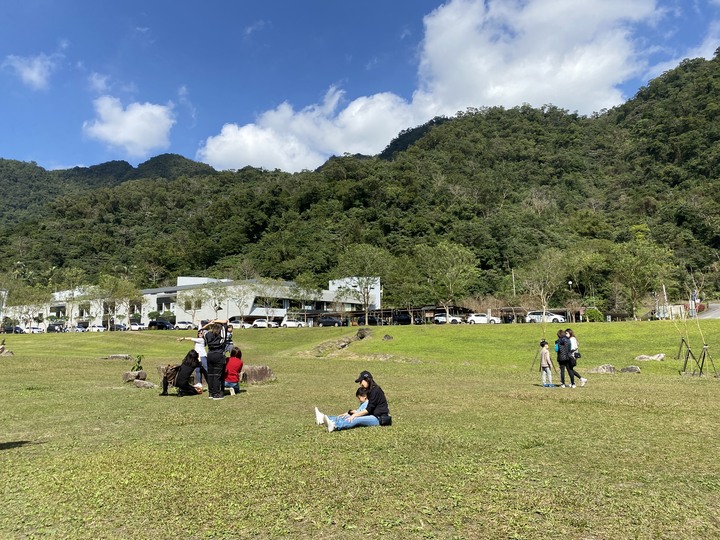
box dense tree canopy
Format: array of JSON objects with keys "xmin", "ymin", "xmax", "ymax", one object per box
[{"xmin": 2, "ymin": 52, "xmax": 720, "ymax": 317}]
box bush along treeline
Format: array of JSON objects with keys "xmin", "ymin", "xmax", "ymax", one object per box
[{"xmin": 1, "ymin": 51, "xmax": 720, "ymax": 319}]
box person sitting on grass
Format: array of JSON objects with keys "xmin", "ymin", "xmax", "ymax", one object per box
[
  {"xmin": 178, "ymin": 329, "xmax": 208, "ymax": 386},
  {"xmin": 160, "ymin": 350, "xmax": 207, "ymax": 397},
  {"xmin": 224, "ymin": 346, "xmax": 244, "ymax": 395},
  {"xmin": 315, "ymin": 370, "xmax": 391, "ymax": 432},
  {"xmin": 314, "ymin": 387, "xmax": 369, "ymax": 431}
]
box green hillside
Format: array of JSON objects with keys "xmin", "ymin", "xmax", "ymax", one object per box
[{"xmin": 1, "ymin": 52, "xmax": 720, "ymax": 315}]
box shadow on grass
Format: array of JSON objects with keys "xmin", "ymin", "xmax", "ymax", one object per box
[{"xmin": 0, "ymin": 440, "xmax": 37, "ymax": 451}]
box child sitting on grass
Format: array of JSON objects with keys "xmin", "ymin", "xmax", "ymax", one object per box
[{"xmin": 314, "ymin": 387, "xmax": 369, "ymax": 432}]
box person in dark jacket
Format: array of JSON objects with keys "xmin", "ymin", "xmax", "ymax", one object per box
[
  {"xmin": 202, "ymin": 318, "xmax": 228, "ymax": 400},
  {"xmin": 160, "ymin": 349, "xmax": 207, "ymax": 396},
  {"xmin": 555, "ymin": 328, "xmax": 574, "ymax": 387},
  {"xmin": 321, "ymin": 370, "xmax": 391, "ymax": 432}
]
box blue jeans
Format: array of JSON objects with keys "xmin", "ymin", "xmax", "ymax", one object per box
[
  {"xmin": 194, "ymin": 356, "xmax": 208, "ymax": 384},
  {"xmin": 224, "ymin": 381, "xmax": 240, "ymax": 393},
  {"xmin": 328, "ymin": 414, "xmax": 380, "ymax": 430}
]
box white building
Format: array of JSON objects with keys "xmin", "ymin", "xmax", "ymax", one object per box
[{"xmin": 4, "ymin": 276, "xmax": 380, "ymax": 329}]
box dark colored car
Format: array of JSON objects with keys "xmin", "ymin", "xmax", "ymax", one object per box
[
  {"xmin": 3, "ymin": 325, "xmax": 24, "ymax": 334},
  {"xmin": 109, "ymin": 323, "xmax": 127, "ymax": 331},
  {"xmin": 148, "ymin": 320, "xmax": 175, "ymax": 330},
  {"xmin": 391, "ymin": 313, "xmax": 422, "ymax": 325},
  {"xmin": 46, "ymin": 323, "xmax": 66, "ymax": 333},
  {"xmin": 357, "ymin": 315, "xmax": 384, "ymax": 326},
  {"xmin": 316, "ymin": 316, "xmax": 346, "ymax": 327}
]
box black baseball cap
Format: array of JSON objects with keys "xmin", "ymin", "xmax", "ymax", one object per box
[{"xmin": 355, "ymin": 370, "xmax": 372, "ymax": 383}]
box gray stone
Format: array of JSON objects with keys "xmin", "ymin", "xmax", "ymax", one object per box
[
  {"xmin": 635, "ymin": 354, "xmax": 665, "ymax": 361},
  {"xmin": 104, "ymin": 354, "xmax": 131, "ymax": 360},
  {"xmin": 621, "ymin": 365, "xmax": 641, "ymax": 373},
  {"xmin": 241, "ymin": 365, "xmax": 276, "ymax": 385},
  {"xmin": 383, "ymin": 334, "xmax": 393, "ymax": 341},
  {"xmin": 587, "ymin": 364, "xmax": 616, "ymax": 374},
  {"xmin": 122, "ymin": 370, "xmax": 147, "ymax": 383},
  {"xmin": 133, "ymin": 379, "xmax": 157, "ymax": 389}
]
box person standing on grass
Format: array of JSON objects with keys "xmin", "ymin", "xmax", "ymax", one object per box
[
  {"xmin": 314, "ymin": 387, "xmax": 369, "ymax": 430},
  {"xmin": 202, "ymin": 319, "xmax": 229, "ymax": 400},
  {"xmin": 555, "ymin": 328, "xmax": 574, "ymax": 387},
  {"xmin": 539, "ymin": 339, "xmax": 554, "ymax": 387},
  {"xmin": 224, "ymin": 346, "xmax": 244, "ymax": 395},
  {"xmin": 565, "ymin": 328, "xmax": 588, "ymax": 387},
  {"xmin": 178, "ymin": 329, "xmax": 208, "ymax": 386}
]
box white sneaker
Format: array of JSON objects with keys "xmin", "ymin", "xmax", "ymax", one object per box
[
  {"xmin": 580, "ymin": 378, "xmax": 587, "ymax": 387},
  {"xmin": 323, "ymin": 414, "xmax": 335, "ymax": 433},
  {"xmin": 314, "ymin": 407, "xmax": 324, "ymax": 425},
  {"xmin": 560, "ymin": 384, "xmax": 566, "ymax": 388},
  {"xmin": 570, "ymin": 384, "xmax": 576, "ymax": 388}
]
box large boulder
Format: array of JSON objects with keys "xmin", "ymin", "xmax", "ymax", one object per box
[
  {"xmin": 134, "ymin": 379, "xmax": 157, "ymax": 389},
  {"xmin": 241, "ymin": 365, "xmax": 276, "ymax": 385}
]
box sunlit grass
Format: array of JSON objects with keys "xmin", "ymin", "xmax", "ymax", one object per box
[{"xmin": 2, "ymin": 320, "xmax": 720, "ymax": 539}]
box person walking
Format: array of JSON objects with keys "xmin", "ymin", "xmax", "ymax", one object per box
[
  {"xmin": 555, "ymin": 328, "xmax": 574, "ymax": 387},
  {"xmin": 565, "ymin": 328, "xmax": 588, "ymax": 387}
]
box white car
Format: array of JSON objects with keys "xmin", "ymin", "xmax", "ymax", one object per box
[
  {"xmin": 281, "ymin": 318, "xmax": 305, "ymax": 328},
  {"xmin": 434, "ymin": 313, "xmax": 463, "ymax": 324},
  {"xmin": 26, "ymin": 326, "xmax": 44, "ymax": 333},
  {"xmin": 174, "ymin": 321, "xmax": 196, "ymax": 330},
  {"xmin": 88, "ymin": 325, "xmax": 107, "ymax": 332},
  {"xmin": 466, "ymin": 313, "xmax": 501, "ymax": 324},
  {"xmin": 525, "ymin": 311, "xmax": 566, "ymax": 323},
  {"xmin": 252, "ymin": 319, "xmax": 279, "ymax": 328},
  {"xmin": 129, "ymin": 322, "xmax": 147, "ymax": 331}
]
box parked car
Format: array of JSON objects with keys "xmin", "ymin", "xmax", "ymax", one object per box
[
  {"xmin": 434, "ymin": 313, "xmax": 463, "ymax": 324},
  {"xmin": 129, "ymin": 322, "xmax": 146, "ymax": 331},
  {"xmin": 252, "ymin": 319, "xmax": 279, "ymax": 328},
  {"xmin": 316, "ymin": 316, "xmax": 346, "ymax": 327},
  {"xmin": 281, "ymin": 318, "xmax": 305, "ymax": 328},
  {"xmin": 525, "ymin": 311, "xmax": 566, "ymax": 323},
  {"xmin": 148, "ymin": 320, "xmax": 174, "ymax": 330},
  {"xmin": 4, "ymin": 325, "xmax": 24, "ymax": 334},
  {"xmin": 174, "ymin": 321, "xmax": 196, "ymax": 330},
  {"xmin": 71, "ymin": 325, "xmax": 87, "ymax": 332},
  {"xmin": 46, "ymin": 323, "xmax": 66, "ymax": 333},
  {"xmin": 466, "ymin": 313, "xmax": 501, "ymax": 324},
  {"xmin": 88, "ymin": 324, "xmax": 106, "ymax": 332},
  {"xmin": 391, "ymin": 313, "xmax": 422, "ymax": 325},
  {"xmin": 26, "ymin": 326, "xmax": 44, "ymax": 333},
  {"xmin": 357, "ymin": 315, "xmax": 384, "ymax": 326},
  {"xmin": 109, "ymin": 323, "xmax": 127, "ymax": 331}
]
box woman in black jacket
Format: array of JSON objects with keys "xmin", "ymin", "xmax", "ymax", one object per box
[
  {"xmin": 321, "ymin": 370, "xmax": 391, "ymax": 432},
  {"xmin": 202, "ymin": 319, "xmax": 228, "ymax": 400}
]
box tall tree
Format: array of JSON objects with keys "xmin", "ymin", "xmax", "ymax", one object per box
[
  {"xmin": 416, "ymin": 241, "xmax": 480, "ymax": 320},
  {"xmin": 335, "ymin": 244, "xmax": 390, "ymax": 324}
]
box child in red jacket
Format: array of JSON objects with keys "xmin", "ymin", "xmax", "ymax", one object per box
[{"xmin": 224, "ymin": 346, "xmax": 244, "ymax": 395}]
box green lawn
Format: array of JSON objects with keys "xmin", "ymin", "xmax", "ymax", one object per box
[{"xmin": 2, "ymin": 320, "xmax": 720, "ymax": 539}]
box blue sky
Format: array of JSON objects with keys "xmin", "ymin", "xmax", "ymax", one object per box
[{"xmin": 1, "ymin": 0, "xmax": 719, "ymax": 173}]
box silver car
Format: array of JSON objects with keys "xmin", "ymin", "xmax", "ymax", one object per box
[{"xmin": 525, "ymin": 311, "xmax": 566, "ymax": 323}]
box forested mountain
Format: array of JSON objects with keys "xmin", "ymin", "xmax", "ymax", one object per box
[{"xmin": 1, "ymin": 51, "xmax": 720, "ymax": 316}]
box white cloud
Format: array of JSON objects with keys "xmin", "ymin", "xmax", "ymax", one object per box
[
  {"xmin": 3, "ymin": 52, "xmax": 61, "ymax": 90},
  {"xmin": 82, "ymin": 95, "xmax": 176, "ymax": 158},
  {"xmin": 196, "ymin": 0, "xmax": 685, "ymax": 173},
  {"xmin": 197, "ymin": 87, "xmax": 416, "ymax": 171},
  {"xmin": 88, "ymin": 72, "xmax": 110, "ymax": 93}
]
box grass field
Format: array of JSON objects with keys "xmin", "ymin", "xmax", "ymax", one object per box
[{"xmin": 2, "ymin": 320, "xmax": 720, "ymax": 539}]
